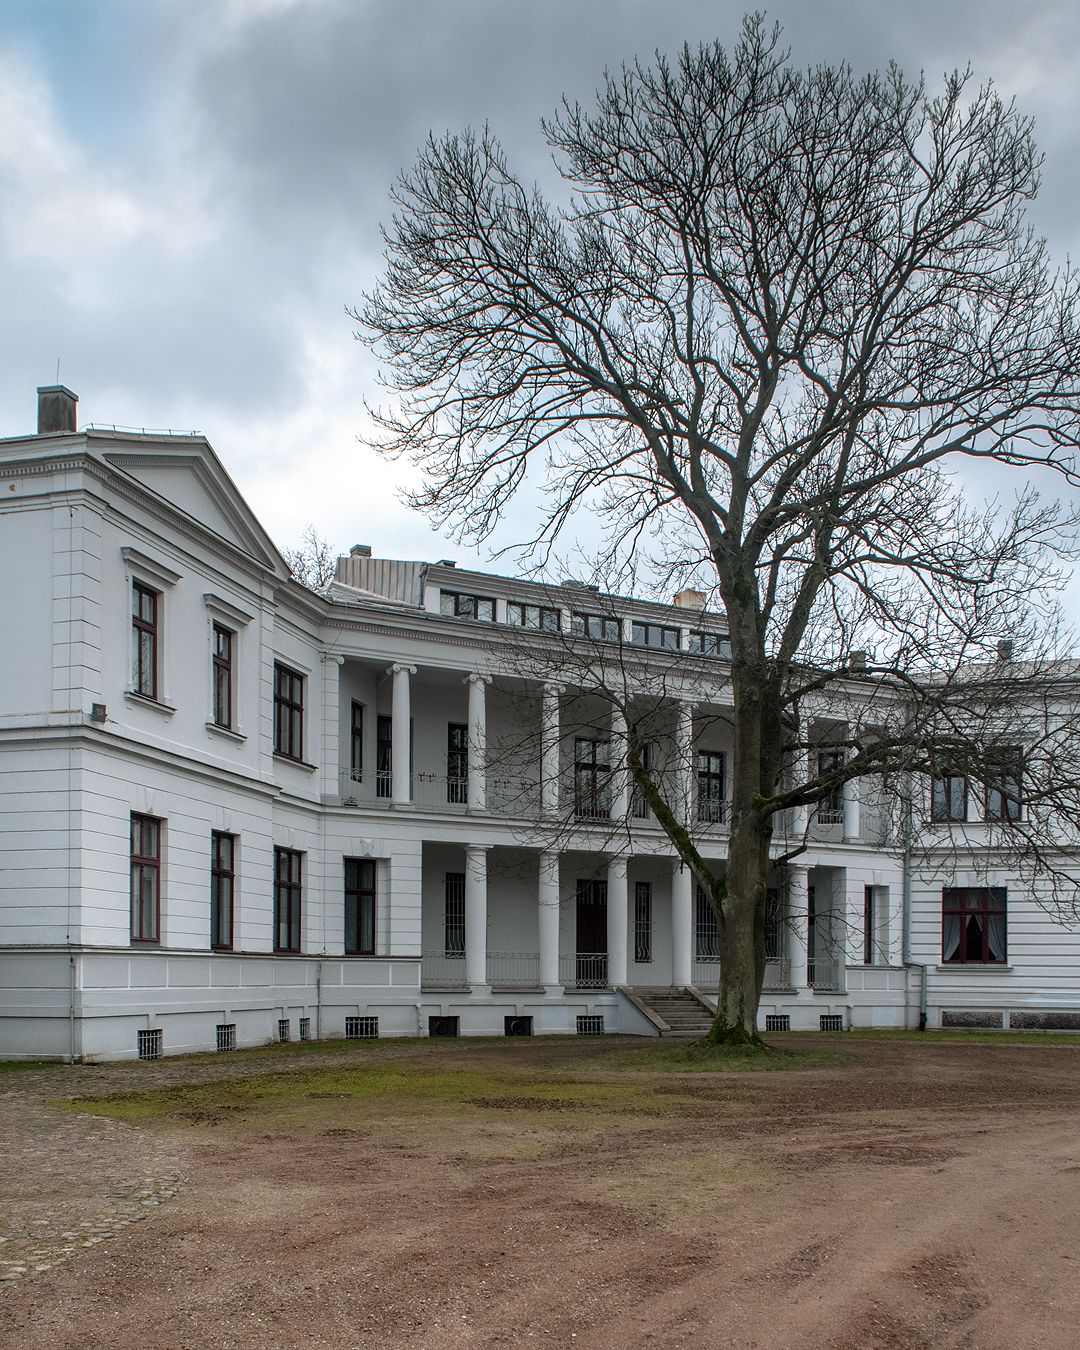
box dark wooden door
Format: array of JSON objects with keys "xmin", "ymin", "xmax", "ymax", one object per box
[{"xmin": 576, "ymin": 880, "xmax": 608, "ymax": 986}]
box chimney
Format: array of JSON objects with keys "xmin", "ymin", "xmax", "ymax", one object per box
[
  {"xmin": 849, "ymin": 650, "xmax": 867, "ymax": 671},
  {"xmin": 673, "ymin": 588, "xmax": 707, "ymax": 611},
  {"xmin": 350, "ymin": 544, "xmax": 372, "ymax": 558},
  {"xmin": 37, "ymin": 385, "xmax": 78, "ymax": 435},
  {"xmin": 997, "ymin": 639, "xmax": 1014, "ymax": 663}
]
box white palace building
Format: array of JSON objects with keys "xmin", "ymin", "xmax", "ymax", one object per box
[{"xmin": 2, "ymin": 386, "xmax": 1080, "ymax": 1060}]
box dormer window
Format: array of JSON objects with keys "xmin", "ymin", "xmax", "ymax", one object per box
[
  {"xmin": 631, "ymin": 621, "xmax": 680, "ymax": 651},
  {"xmin": 440, "ymin": 590, "xmax": 495, "ymax": 622},
  {"xmin": 571, "ymin": 612, "xmax": 620, "ymax": 642},
  {"xmin": 507, "ymin": 601, "xmax": 561, "ymax": 632},
  {"xmin": 687, "ymin": 631, "xmax": 731, "ymax": 659}
]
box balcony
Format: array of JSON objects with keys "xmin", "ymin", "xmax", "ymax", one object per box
[{"xmin": 691, "ymin": 957, "xmax": 793, "ymax": 991}]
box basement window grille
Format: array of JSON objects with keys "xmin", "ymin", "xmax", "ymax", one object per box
[
  {"xmin": 346, "ymin": 1016, "xmax": 380, "ymax": 1040},
  {"xmin": 215, "ymin": 1023, "xmax": 236, "ymax": 1053},
  {"xmin": 137, "ymin": 1028, "xmax": 162, "ymax": 1060},
  {"xmin": 819, "ymin": 1014, "xmax": 845, "ymax": 1032},
  {"xmin": 277, "ymin": 1018, "xmax": 291, "ymax": 1044},
  {"xmin": 299, "ymin": 1017, "xmax": 311, "ymax": 1042},
  {"xmin": 764, "ymin": 1014, "xmax": 790, "ymax": 1033},
  {"xmin": 576, "ymin": 1015, "xmax": 604, "ymax": 1037}
]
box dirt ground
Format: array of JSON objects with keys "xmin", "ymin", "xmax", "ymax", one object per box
[{"xmin": 1, "ymin": 1034, "xmax": 1079, "ymax": 1350}]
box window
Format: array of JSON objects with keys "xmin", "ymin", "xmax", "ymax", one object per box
[
  {"xmin": 273, "ymin": 663, "xmax": 304, "ymax": 761},
  {"xmin": 130, "ymin": 814, "xmax": 161, "ymax": 944},
  {"xmin": 931, "ymin": 769, "xmax": 968, "ymax": 822},
  {"xmin": 942, "ymin": 887, "xmax": 1006, "ymax": 964},
  {"xmin": 697, "ymin": 750, "xmax": 725, "ymax": 822},
  {"xmin": 687, "ymin": 631, "xmax": 731, "ymax": 659},
  {"xmin": 215, "ymin": 1023, "xmax": 236, "ymax": 1052},
  {"xmin": 695, "ymin": 885, "xmax": 720, "ymax": 960},
  {"xmin": 817, "ymin": 750, "xmax": 845, "ymax": 824},
  {"xmin": 137, "ymin": 1028, "xmax": 163, "ymax": 1060},
  {"xmin": 863, "ymin": 885, "xmax": 875, "ymax": 964},
  {"xmin": 344, "ymin": 858, "xmax": 376, "ymax": 955},
  {"xmin": 507, "ymin": 601, "xmax": 561, "ymax": 632},
  {"xmin": 571, "ymin": 612, "xmax": 620, "ymax": 642},
  {"xmin": 447, "ymin": 723, "xmax": 468, "ymax": 803},
  {"xmin": 444, "ymin": 872, "xmax": 466, "ymax": 958},
  {"xmin": 376, "ymin": 714, "xmax": 392, "ymax": 797},
  {"xmin": 211, "ymin": 624, "xmax": 234, "ymax": 729},
  {"xmin": 210, "ymin": 831, "xmax": 235, "ymax": 951},
  {"xmin": 574, "ymin": 737, "xmax": 611, "ymax": 819},
  {"xmin": 132, "ymin": 582, "xmax": 159, "ymax": 699},
  {"xmin": 634, "ymin": 881, "xmax": 652, "ymax": 963},
  {"xmin": 764, "ymin": 888, "xmax": 783, "ymax": 962},
  {"xmin": 273, "ymin": 847, "xmax": 302, "ymax": 953},
  {"xmin": 984, "ymin": 746, "xmax": 1023, "ymax": 822},
  {"xmin": 440, "ymin": 590, "xmax": 495, "ymax": 622},
  {"xmin": 349, "ymin": 701, "xmax": 364, "ymax": 782},
  {"xmin": 631, "ymin": 621, "xmax": 681, "ymax": 651}
]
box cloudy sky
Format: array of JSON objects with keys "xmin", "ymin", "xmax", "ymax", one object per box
[{"xmin": 2, "ymin": 0, "xmax": 1079, "ymax": 574}]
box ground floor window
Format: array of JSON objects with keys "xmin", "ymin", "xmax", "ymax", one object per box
[
  {"xmin": 444, "ymin": 872, "xmax": 465, "ymax": 958},
  {"xmin": 942, "ymin": 887, "xmax": 1006, "ymax": 964},
  {"xmin": 634, "ymin": 881, "xmax": 652, "ymax": 962},
  {"xmin": 863, "ymin": 885, "xmax": 875, "ymax": 964},
  {"xmin": 344, "ymin": 858, "xmax": 376, "ymax": 954},
  {"xmin": 210, "ymin": 831, "xmax": 235, "ymax": 950},
  {"xmin": 130, "ymin": 814, "xmax": 161, "ymax": 944},
  {"xmin": 274, "ymin": 847, "xmax": 303, "ymax": 953},
  {"xmin": 694, "ymin": 884, "xmax": 720, "ymax": 960}
]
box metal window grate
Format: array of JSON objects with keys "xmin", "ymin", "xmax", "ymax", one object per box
[
  {"xmin": 137, "ymin": 1028, "xmax": 162, "ymax": 1060},
  {"xmin": 764, "ymin": 1014, "xmax": 790, "ymax": 1033},
  {"xmin": 819, "ymin": 1014, "xmax": 844, "ymax": 1032},
  {"xmin": 299, "ymin": 1017, "xmax": 311, "ymax": 1042},
  {"xmin": 215, "ymin": 1023, "xmax": 236, "ymax": 1053},
  {"xmin": 277, "ymin": 1018, "xmax": 290, "ymax": 1044},
  {"xmin": 576, "ymin": 1014, "xmax": 604, "ymax": 1036},
  {"xmin": 345, "ymin": 1016, "xmax": 380, "ymax": 1040}
]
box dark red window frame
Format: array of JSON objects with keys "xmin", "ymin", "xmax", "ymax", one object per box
[
  {"xmin": 130, "ymin": 813, "xmax": 161, "ymax": 944},
  {"xmin": 212, "ymin": 624, "xmax": 234, "ymax": 729},
  {"xmin": 344, "ymin": 857, "xmax": 376, "ymax": 955},
  {"xmin": 273, "ymin": 663, "xmax": 304, "ymax": 760},
  {"xmin": 942, "ymin": 887, "xmax": 1007, "ymax": 964},
  {"xmin": 210, "ymin": 831, "xmax": 235, "ymax": 950},
  {"xmin": 274, "ymin": 847, "xmax": 302, "ymax": 953},
  {"xmin": 132, "ymin": 582, "xmax": 159, "ymax": 700}
]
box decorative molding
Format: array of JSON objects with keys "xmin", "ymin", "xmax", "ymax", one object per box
[
  {"xmin": 121, "ymin": 545, "xmax": 181, "ymax": 588},
  {"xmin": 203, "ymin": 592, "xmax": 255, "ymax": 627}
]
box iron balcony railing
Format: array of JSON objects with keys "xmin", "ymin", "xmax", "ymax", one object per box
[
  {"xmin": 808, "ymin": 954, "xmax": 844, "ymax": 992},
  {"xmin": 559, "ymin": 952, "xmax": 608, "ymax": 989}
]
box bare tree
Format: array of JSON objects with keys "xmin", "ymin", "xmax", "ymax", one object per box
[
  {"xmin": 284, "ymin": 524, "xmax": 337, "ymax": 592},
  {"xmin": 356, "ymin": 17, "xmax": 1080, "ymax": 1044}
]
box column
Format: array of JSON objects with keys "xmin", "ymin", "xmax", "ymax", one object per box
[
  {"xmin": 320, "ymin": 653, "xmax": 343, "ymax": 802},
  {"xmin": 541, "ymin": 683, "xmax": 562, "ymax": 817},
  {"xmin": 538, "ymin": 849, "xmax": 562, "ymax": 991},
  {"xmin": 390, "ymin": 663, "xmax": 415, "ymax": 807},
  {"xmin": 465, "ymin": 844, "xmax": 489, "ymax": 990},
  {"xmin": 788, "ymin": 863, "xmax": 810, "ymax": 992},
  {"xmin": 676, "ymin": 701, "xmax": 695, "ymax": 825},
  {"xmin": 671, "ymin": 860, "xmax": 693, "ymax": 987},
  {"xmin": 610, "ymin": 704, "xmax": 629, "ymax": 821},
  {"xmin": 843, "ymin": 769, "xmax": 862, "ymax": 842},
  {"xmin": 466, "ymin": 673, "xmax": 490, "ymax": 812},
  {"xmin": 607, "ymin": 857, "xmax": 629, "ymax": 988}
]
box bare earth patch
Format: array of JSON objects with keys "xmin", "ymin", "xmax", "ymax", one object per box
[{"xmin": 1, "ymin": 1035, "xmax": 1080, "ymax": 1348}]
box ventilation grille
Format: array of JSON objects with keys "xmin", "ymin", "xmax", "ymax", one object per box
[
  {"xmin": 819, "ymin": 1014, "xmax": 844, "ymax": 1033},
  {"xmin": 277, "ymin": 1018, "xmax": 291, "ymax": 1044},
  {"xmin": 346, "ymin": 1016, "xmax": 379, "ymax": 1040},
  {"xmin": 576, "ymin": 1015, "xmax": 604, "ymax": 1037},
  {"xmin": 504, "ymin": 1015, "xmax": 533, "ymax": 1037},
  {"xmin": 764, "ymin": 1014, "xmax": 790, "ymax": 1033},
  {"xmin": 428, "ymin": 1015, "xmax": 460, "ymax": 1038},
  {"xmin": 299, "ymin": 1017, "xmax": 311, "ymax": 1042},
  {"xmin": 137, "ymin": 1028, "xmax": 162, "ymax": 1061},
  {"xmin": 215, "ymin": 1023, "xmax": 236, "ymax": 1053}
]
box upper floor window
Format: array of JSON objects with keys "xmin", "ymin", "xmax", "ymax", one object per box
[
  {"xmin": 132, "ymin": 583, "xmax": 159, "ymax": 699},
  {"xmin": 574, "ymin": 737, "xmax": 611, "ymax": 820},
  {"xmin": 210, "ymin": 831, "xmax": 235, "ymax": 950},
  {"xmin": 630, "ymin": 741, "xmax": 653, "ymax": 820},
  {"xmin": 984, "ymin": 746, "xmax": 1023, "ymax": 822},
  {"xmin": 507, "ymin": 601, "xmax": 561, "ymax": 632},
  {"xmin": 571, "ymin": 612, "xmax": 620, "ymax": 643},
  {"xmin": 212, "ymin": 624, "xmax": 234, "ymax": 729},
  {"xmin": 687, "ymin": 631, "xmax": 731, "ymax": 659},
  {"xmin": 273, "ymin": 663, "xmax": 304, "ymax": 761},
  {"xmin": 942, "ymin": 887, "xmax": 1006, "ymax": 964},
  {"xmin": 349, "ymin": 701, "xmax": 364, "ymax": 782},
  {"xmin": 274, "ymin": 847, "xmax": 303, "ymax": 953},
  {"xmin": 817, "ymin": 749, "xmax": 845, "ymax": 824},
  {"xmin": 344, "ymin": 858, "xmax": 376, "ymax": 955},
  {"xmin": 440, "ymin": 591, "xmax": 495, "ymax": 622},
  {"xmin": 447, "ymin": 723, "xmax": 468, "ymax": 803},
  {"xmin": 631, "ymin": 621, "xmax": 680, "ymax": 651},
  {"xmin": 130, "ymin": 814, "xmax": 161, "ymax": 944},
  {"xmin": 931, "ymin": 769, "xmax": 968, "ymax": 823},
  {"xmin": 697, "ymin": 750, "xmax": 725, "ymax": 823}
]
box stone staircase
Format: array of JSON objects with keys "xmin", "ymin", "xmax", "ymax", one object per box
[{"xmin": 627, "ymin": 987, "xmax": 714, "ymax": 1038}]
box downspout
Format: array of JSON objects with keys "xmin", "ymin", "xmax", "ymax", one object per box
[
  {"xmin": 69, "ymin": 951, "xmax": 77, "ymax": 1065},
  {"xmin": 900, "ymin": 760, "xmax": 927, "ymax": 1032},
  {"xmin": 316, "ymin": 959, "xmax": 323, "ymax": 1042}
]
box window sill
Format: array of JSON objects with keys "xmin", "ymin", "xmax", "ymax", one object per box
[
  {"xmin": 124, "ymin": 690, "xmax": 176, "ymax": 717},
  {"xmin": 206, "ymin": 721, "xmax": 247, "ymax": 744},
  {"xmin": 273, "ymin": 752, "xmax": 317, "ymax": 773},
  {"xmin": 935, "ymin": 963, "xmax": 1012, "ymax": 973}
]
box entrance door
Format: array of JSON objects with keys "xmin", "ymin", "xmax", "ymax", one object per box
[{"xmin": 576, "ymin": 879, "xmax": 608, "ymax": 987}]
